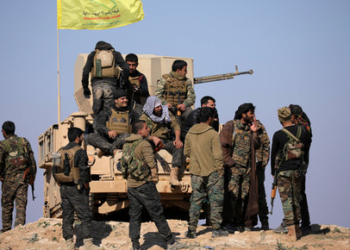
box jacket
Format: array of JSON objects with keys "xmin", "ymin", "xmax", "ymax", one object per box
[
  {"xmin": 184, "ymin": 123, "xmax": 223, "ymax": 176},
  {"xmin": 125, "ymin": 134, "xmax": 157, "ymax": 188}
]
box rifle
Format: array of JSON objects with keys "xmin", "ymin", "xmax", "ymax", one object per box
[
  {"xmin": 269, "ymin": 174, "xmax": 278, "ymax": 214},
  {"xmin": 23, "ymin": 168, "xmax": 36, "ymax": 201}
]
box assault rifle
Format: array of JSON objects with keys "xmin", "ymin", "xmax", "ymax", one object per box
[
  {"xmin": 23, "ymin": 168, "xmax": 36, "ymax": 201},
  {"xmin": 270, "ymin": 175, "xmax": 278, "ymax": 214}
]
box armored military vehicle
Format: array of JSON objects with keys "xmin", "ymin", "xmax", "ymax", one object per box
[{"xmin": 38, "ymin": 54, "xmax": 253, "ymax": 220}]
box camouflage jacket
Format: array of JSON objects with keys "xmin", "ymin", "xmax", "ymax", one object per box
[
  {"xmin": 220, "ymin": 120, "xmax": 261, "ymax": 168},
  {"xmin": 0, "ymin": 135, "xmax": 37, "ymax": 178},
  {"xmin": 155, "ymin": 72, "xmax": 196, "ymax": 108},
  {"xmin": 255, "ymin": 120, "xmax": 270, "ymax": 168}
]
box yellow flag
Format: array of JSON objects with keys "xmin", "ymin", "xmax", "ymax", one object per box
[{"xmin": 57, "ymin": 0, "xmax": 144, "ymax": 30}]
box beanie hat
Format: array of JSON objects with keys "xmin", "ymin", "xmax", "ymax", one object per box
[
  {"xmin": 278, "ymin": 107, "xmax": 292, "ymax": 122},
  {"xmin": 113, "ymin": 89, "xmax": 127, "ymax": 99}
]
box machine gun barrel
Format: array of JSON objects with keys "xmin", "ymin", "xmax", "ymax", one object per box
[{"xmin": 193, "ymin": 66, "xmax": 253, "ymax": 85}]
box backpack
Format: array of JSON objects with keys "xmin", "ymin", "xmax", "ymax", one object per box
[
  {"xmin": 2, "ymin": 137, "xmax": 30, "ymax": 171},
  {"xmin": 120, "ymin": 139, "xmax": 150, "ymax": 181},
  {"xmin": 53, "ymin": 146, "xmax": 81, "ymax": 183},
  {"xmin": 275, "ymin": 126, "xmax": 305, "ymax": 169},
  {"xmin": 91, "ymin": 49, "xmax": 120, "ymax": 78}
]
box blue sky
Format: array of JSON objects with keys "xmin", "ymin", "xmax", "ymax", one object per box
[{"xmin": 0, "ymin": 1, "xmax": 349, "ymax": 229}]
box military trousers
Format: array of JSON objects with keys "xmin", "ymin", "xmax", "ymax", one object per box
[
  {"xmin": 60, "ymin": 184, "xmax": 92, "ymax": 240},
  {"xmin": 163, "ymin": 140, "xmax": 183, "ymax": 168},
  {"xmin": 88, "ymin": 132, "xmax": 130, "ymax": 155},
  {"xmin": 228, "ymin": 165, "xmax": 251, "ymax": 225},
  {"xmin": 257, "ymin": 166, "xmax": 269, "ymax": 225},
  {"xmin": 277, "ymin": 170, "xmax": 301, "ymax": 226},
  {"xmin": 92, "ymin": 81, "xmax": 115, "ymax": 115},
  {"xmin": 1, "ymin": 173, "xmax": 28, "ymax": 231},
  {"xmin": 188, "ymin": 171, "xmax": 224, "ymax": 231},
  {"xmin": 127, "ymin": 182, "xmax": 173, "ymax": 244}
]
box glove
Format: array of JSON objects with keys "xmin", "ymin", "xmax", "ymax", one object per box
[{"xmin": 83, "ymin": 87, "xmax": 91, "ymax": 96}]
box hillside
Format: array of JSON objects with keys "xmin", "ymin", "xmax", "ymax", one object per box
[{"xmin": 0, "ymin": 218, "xmax": 349, "ymax": 249}]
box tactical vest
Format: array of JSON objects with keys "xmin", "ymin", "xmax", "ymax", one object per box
[
  {"xmin": 53, "ymin": 146, "xmax": 81, "ymax": 183},
  {"xmin": 162, "ymin": 74, "xmax": 187, "ymax": 106},
  {"xmin": 120, "ymin": 139, "xmax": 150, "ymax": 181},
  {"xmin": 232, "ymin": 121, "xmax": 251, "ymax": 167},
  {"xmin": 91, "ymin": 49, "xmax": 120, "ymax": 78},
  {"xmin": 129, "ymin": 75, "xmax": 144, "ymax": 88},
  {"xmin": 106, "ymin": 109, "xmax": 131, "ymax": 135},
  {"xmin": 2, "ymin": 137, "xmax": 29, "ymax": 172}
]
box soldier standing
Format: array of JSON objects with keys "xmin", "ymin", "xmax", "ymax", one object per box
[
  {"xmin": 220, "ymin": 103, "xmax": 260, "ymax": 232},
  {"xmin": 123, "ymin": 120, "xmax": 186, "ymax": 250},
  {"xmin": 55, "ymin": 127, "xmax": 103, "ymax": 250},
  {"xmin": 255, "ymin": 120, "xmax": 270, "ymax": 230},
  {"xmin": 82, "ymin": 41, "xmax": 130, "ymax": 115},
  {"xmin": 184, "ymin": 107, "xmax": 228, "ymax": 238},
  {"xmin": 125, "ymin": 53, "xmax": 150, "ymax": 107},
  {"xmin": 155, "ymin": 59, "xmax": 196, "ymax": 123},
  {"xmin": 271, "ymin": 107, "xmax": 310, "ymax": 240},
  {"xmin": 0, "ymin": 121, "xmax": 37, "ymax": 233}
]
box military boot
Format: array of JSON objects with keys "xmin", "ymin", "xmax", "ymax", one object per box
[
  {"xmin": 83, "ymin": 238, "xmax": 104, "ymax": 250},
  {"xmin": 212, "ymin": 228, "xmax": 229, "ymax": 238},
  {"xmin": 273, "ymin": 223, "xmax": 288, "ymax": 234},
  {"xmin": 169, "ymin": 167, "xmax": 180, "ymax": 186},
  {"xmin": 185, "ymin": 228, "xmax": 197, "ymax": 238},
  {"xmin": 66, "ymin": 238, "xmax": 75, "ymax": 250},
  {"xmin": 167, "ymin": 239, "xmax": 187, "ymax": 250}
]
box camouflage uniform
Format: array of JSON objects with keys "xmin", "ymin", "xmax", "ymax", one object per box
[
  {"xmin": 220, "ymin": 120, "xmax": 260, "ymax": 227},
  {"xmin": 0, "ymin": 135, "xmax": 36, "ymax": 232},
  {"xmin": 155, "ymin": 71, "xmax": 196, "ymax": 122},
  {"xmin": 255, "ymin": 120, "xmax": 270, "ymax": 228},
  {"xmin": 277, "ymin": 170, "xmax": 301, "ymax": 226}
]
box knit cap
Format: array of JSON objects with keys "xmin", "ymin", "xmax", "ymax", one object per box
[
  {"xmin": 278, "ymin": 107, "xmax": 292, "ymax": 122},
  {"xmin": 113, "ymin": 89, "xmax": 127, "ymax": 99}
]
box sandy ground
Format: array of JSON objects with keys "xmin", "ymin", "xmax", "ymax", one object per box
[{"xmin": 0, "ymin": 218, "xmax": 349, "ymax": 250}]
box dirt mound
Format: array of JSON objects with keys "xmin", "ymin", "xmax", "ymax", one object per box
[{"xmin": 0, "ymin": 218, "xmax": 349, "ymax": 249}]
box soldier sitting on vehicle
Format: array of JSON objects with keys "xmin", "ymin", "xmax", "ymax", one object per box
[
  {"xmin": 140, "ymin": 96, "xmax": 183, "ymax": 186},
  {"xmin": 155, "ymin": 59, "xmax": 196, "ymax": 125},
  {"xmin": 88, "ymin": 89, "xmax": 139, "ymax": 156}
]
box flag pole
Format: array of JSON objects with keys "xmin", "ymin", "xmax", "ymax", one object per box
[{"xmin": 57, "ymin": 29, "xmax": 61, "ymax": 124}]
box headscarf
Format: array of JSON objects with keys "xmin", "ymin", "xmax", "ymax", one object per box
[
  {"xmin": 289, "ymin": 104, "xmax": 312, "ymax": 136},
  {"xmin": 143, "ymin": 96, "xmax": 171, "ymax": 123}
]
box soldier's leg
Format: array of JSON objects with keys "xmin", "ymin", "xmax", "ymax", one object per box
[
  {"xmin": 241, "ymin": 167, "xmax": 251, "ymax": 228},
  {"xmin": 14, "ymin": 179, "xmax": 29, "ymax": 227},
  {"xmin": 277, "ymin": 170, "xmax": 300, "ymax": 226},
  {"xmin": 163, "ymin": 141, "xmax": 183, "ymax": 185},
  {"xmin": 136, "ymin": 182, "xmax": 173, "ymax": 243},
  {"xmin": 1, "ymin": 177, "xmax": 15, "ymax": 231},
  {"xmin": 181, "ymin": 106, "xmax": 193, "ymax": 121},
  {"xmin": 92, "ymin": 83, "xmax": 105, "ymax": 115},
  {"xmin": 207, "ymin": 172, "xmax": 224, "ymax": 230},
  {"xmin": 293, "ymin": 170, "xmax": 302, "ymax": 225},
  {"xmin": 257, "ymin": 166, "xmax": 269, "ymax": 228},
  {"xmin": 188, "ymin": 175, "xmax": 206, "ymax": 232},
  {"xmin": 60, "ymin": 185, "xmax": 75, "ymax": 240},
  {"xmin": 101, "ymin": 83, "xmax": 115, "ymax": 112},
  {"xmin": 299, "ymin": 174, "xmax": 310, "ymax": 228},
  {"xmin": 88, "ymin": 132, "xmax": 113, "ymax": 154},
  {"xmin": 228, "ymin": 168, "xmax": 243, "ymax": 226},
  {"xmin": 69, "ymin": 187, "xmax": 92, "ymax": 240},
  {"xmin": 112, "ymin": 133, "xmax": 130, "ymax": 150},
  {"xmin": 127, "ymin": 187, "xmax": 144, "ymax": 248}
]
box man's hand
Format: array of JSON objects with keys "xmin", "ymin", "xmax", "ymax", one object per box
[
  {"xmin": 148, "ymin": 136, "xmax": 161, "ymax": 147},
  {"xmin": 177, "ymin": 104, "xmax": 186, "ymax": 112},
  {"xmin": 108, "ymin": 131, "xmax": 117, "ymax": 139},
  {"xmin": 150, "ymin": 168, "xmax": 159, "ymax": 183},
  {"xmin": 166, "ymin": 103, "xmax": 172, "ymax": 109},
  {"xmin": 249, "ymin": 117, "xmax": 257, "ymax": 132},
  {"xmin": 173, "ymin": 139, "xmax": 183, "ymax": 149},
  {"xmin": 83, "ymin": 87, "xmax": 91, "ymax": 97}
]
